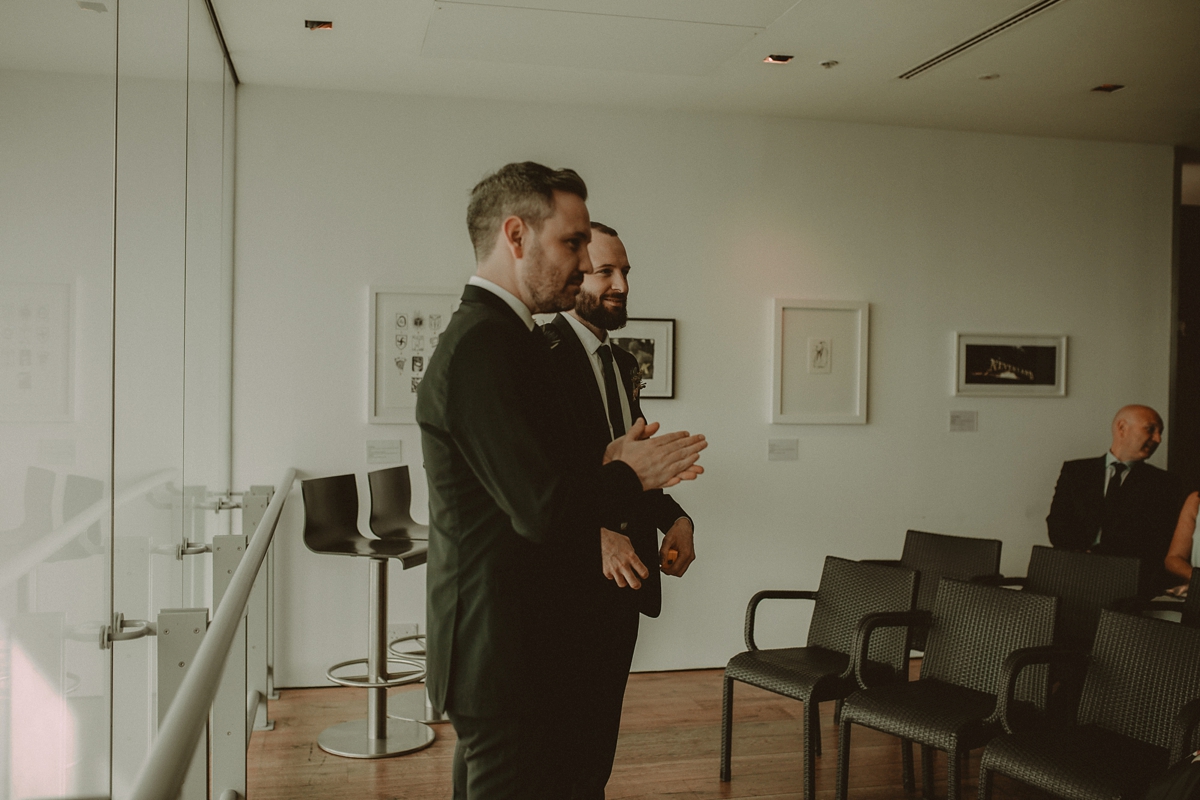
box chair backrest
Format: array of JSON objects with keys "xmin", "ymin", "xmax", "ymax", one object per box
[
  {"xmin": 1078, "ymin": 609, "xmax": 1200, "ymax": 748},
  {"xmin": 807, "ymin": 556, "xmax": 918, "ymax": 673},
  {"xmin": 367, "ymin": 465, "xmax": 425, "ymax": 539},
  {"xmin": 901, "ymin": 530, "xmax": 1003, "ymax": 614},
  {"xmin": 3, "ymin": 466, "xmax": 55, "ymax": 536},
  {"xmin": 922, "ymin": 578, "xmax": 1057, "ymax": 703},
  {"xmin": 1023, "ymin": 545, "xmax": 1141, "ymax": 648},
  {"xmin": 300, "ymin": 473, "xmax": 361, "ymax": 554},
  {"xmin": 46, "ymin": 474, "xmax": 106, "ymax": 561}
]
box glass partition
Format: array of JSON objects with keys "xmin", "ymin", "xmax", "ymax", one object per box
[
  {"xmin": 0, "ymin": 0, "xmax": 236, "ymax": 796},
  {"xmin": 0, "ymin": 1, "xmax": 117, "ymax": 798}
]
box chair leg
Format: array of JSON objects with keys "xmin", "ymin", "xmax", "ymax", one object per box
[
  {"xmin": 809, "ymin": 701, "xmax": 822, "ymax": 757},
  {"xmin": 720, "ymin": 675, "xmax": 734, "ymax": 782},
  {"xmin": 921, "ymin": 745, "xmax": 935, "ymax": 799},
  {"xmin": 835, "ymin": 720, "xmax": 852, "ymax": 800},
  {"xmin": 804, "ymin": 700, "xmax": 818, "ymax": 800},
  {"xmin": 979, "ymin": 765, "xmax": 994, "ymax": 800},
  {"xmin": 947, "ymin": 747, "xmax": 961, "ymax": 800},
  {"xmin": 901, "ymin": 739, "xmax": 915, "ymax": 793}
]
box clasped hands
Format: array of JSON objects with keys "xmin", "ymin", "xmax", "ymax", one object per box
[
  {"xmin": 601, "ymin": 518, "xmax": 695, "ymax": 589},
  {"xmin": 603, "ymin": 417, "xmax": 706, "ymax": 490}
]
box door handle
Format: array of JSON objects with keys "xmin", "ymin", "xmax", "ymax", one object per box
[{"xmin": 101, "ymin": 612, "xmax": 158, "ymax": 649}]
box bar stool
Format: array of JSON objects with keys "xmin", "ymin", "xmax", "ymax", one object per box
[
  {"xmin": 301, "ymin": 473, "xmax": 435, "ymax": 758},
  {"xmin": 367, "ymin": 465, "xmax": 447, "ymax": 725}
]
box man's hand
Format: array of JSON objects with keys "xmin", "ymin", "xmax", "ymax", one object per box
[
  {"xmin": 660, "ymin": 518, "xmax": 695, "ymax": 577},
  {"xmin": 604, "ymin": 418, "xmax": 707, "ymax": 490},
  {"xmin": 601, "ymin": 528, "xmax": 648, "ymax": 589}
]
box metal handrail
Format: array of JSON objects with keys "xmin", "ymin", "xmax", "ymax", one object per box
[
  {"xmin": 128, "ymin": 468, "xmax": 295, "ymax": 800},
  {"xmin": 0, "ymin": 468, "xmax": 178, "ymax": 591}
]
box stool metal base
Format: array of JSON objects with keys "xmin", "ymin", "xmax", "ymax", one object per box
[
  {"xmin": 317, "ymin": 718, "xmax": 435, "ymax": 759},
  {"xmin": 388, "ymin": 687, "xmax": 449, "ymax": 724}
]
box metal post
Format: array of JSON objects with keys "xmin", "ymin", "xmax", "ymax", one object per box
[
  {"xmin": 157, "ymin": 609, "xmax": 209, "ymax": 800},
  {"xmin": 368, "ymin": 558, "xmax": 388, "ymax": 739},
  {"xmin": 212, "ymin": 534, "xmax": 248, "ymax": 800},
  {"xmin": 242, "ymin": 486, "xmax": 274, "ymax": 728}
]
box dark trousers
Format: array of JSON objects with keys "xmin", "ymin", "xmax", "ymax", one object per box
[
  {"xmin": 570, "ymin": 596, "xmax": 641, "ymax": 800},
  {"xmin": 449, "ymin": 697, "xmax": 572, "ymax": 799}
]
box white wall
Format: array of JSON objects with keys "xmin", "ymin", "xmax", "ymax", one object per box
[{"xmin": 232, "ymin": 85, "xmax": 1174, "ymax": 687}]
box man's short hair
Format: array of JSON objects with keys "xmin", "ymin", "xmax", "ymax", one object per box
[
  {"xmin": 590, "ymin": 221, "xmax": 619, "ymax": 238},
  {"xmin": 466, "ymin": 162, "xmax": 588, "ymax": 261}
]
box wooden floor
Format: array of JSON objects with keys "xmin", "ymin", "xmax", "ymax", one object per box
[{"xmin": 248, "ymin": 668, "xmax": 1052, "ymax": 800}]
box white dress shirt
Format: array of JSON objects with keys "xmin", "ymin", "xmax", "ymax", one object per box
[{"xmin": 562, "ymin": 313, "xmax": 633, "ymax": 440}]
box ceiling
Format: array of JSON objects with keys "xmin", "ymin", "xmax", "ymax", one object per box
[
  {"xmin": 11, "ymin": 0, "xmax": 1196, "ymax": 148},
  {"xmin": 208, "ymin": 0, "xmax": 1200, "ymax": 148}
]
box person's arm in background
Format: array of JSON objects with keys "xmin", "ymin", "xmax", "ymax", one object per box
[{"xmin": 1165, "ymin": 491, "xmax": 1199, "ymax": 583}]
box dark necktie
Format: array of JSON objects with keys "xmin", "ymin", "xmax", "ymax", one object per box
[
  {"xmin": 1099, "ymin": 462, "xmax": 1127, "ymax": 542},
  {"xmin": 597, "ymin": 344, "xmax": 626, "ymax": 439}
]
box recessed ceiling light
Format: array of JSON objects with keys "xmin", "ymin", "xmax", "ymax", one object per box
[
  {"xmin": 305, "ymin": 20, "xmax": 333, "ymax": 30},
  {"xmin": 820, "ymin": 60, "xmax": 839, "ymax": 69},
  {"xmin": 978, "ymin": 73, "xmax": 1000, "ymax": 81},
  {"xmin": 1091, "ymin": 83, "xmax": 1125, "ymax": 93},
  {"xmin": 763, "ymin": 54, "xmax": 794, "ymax": 65}
]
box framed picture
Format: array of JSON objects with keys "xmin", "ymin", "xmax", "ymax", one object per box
[
  {"xmin": 772, "ymin": 299, "xmax": 869, "ymax": 424},
  {"xmin": 369, "ymin": 287, "xmax": 459, "ymax": 423},
  {"xmin": 955, "ymin": 333, "xmax": 1067, "ymax": 397},
  {"xmin": 0, "ymin": 282, "xmax": 74, "ymax": 422},
  {"xmin": 610, "ymin": 318, "xmax": 675, "ymax": 399}
]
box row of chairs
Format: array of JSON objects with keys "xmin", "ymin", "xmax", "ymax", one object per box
[{"xmin": 722, "ymin": 530, "xmax": 1200, "ymax": 800}]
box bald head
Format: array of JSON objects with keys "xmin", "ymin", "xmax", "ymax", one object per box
[{"xmin": 1110, "ymin": 405, "xmax": 1164, "ymax": 462}]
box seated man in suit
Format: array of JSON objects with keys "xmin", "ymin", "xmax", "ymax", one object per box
[
  {"xmin": 416, "ymin": 162, "xmax": 707, "ymax": 799},
  {"xmin": 542, "ymin": 222, "xmax": 696, "ymax": 799},
  {"xmin": 1047, "ymin": 404, "xmax": 1185, "ymax": 595}
]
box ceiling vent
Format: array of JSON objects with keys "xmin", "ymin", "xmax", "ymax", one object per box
[{"xmin": 897, "ymin": 0, "xmax": 1070, "ymax": 80}]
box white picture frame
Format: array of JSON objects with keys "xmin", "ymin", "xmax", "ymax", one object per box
[
  {"xmin": 369, "ymin": 287, "xmax": 459, "ymax": 423},
  {"xmin": 954, "ymin": 333, "xmax": 1067, "ymax": 397},
  {"xmin": 771, "ymin": 299, "xmax": 869, "ymax": 424}
]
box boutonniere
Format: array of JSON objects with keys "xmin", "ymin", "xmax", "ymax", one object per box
[{"xmin": 628, "ymin": 365, "xmax": 646, "ymax": 401}]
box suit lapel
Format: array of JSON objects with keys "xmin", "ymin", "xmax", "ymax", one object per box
[{"xmin": 549, "ymin": 314, "xmax": 612, "ymax": 445}]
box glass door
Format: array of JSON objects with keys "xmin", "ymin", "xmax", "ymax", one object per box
[{"xmin": 0, "ymin": 1, "xmax": 118, "ymax": 798}]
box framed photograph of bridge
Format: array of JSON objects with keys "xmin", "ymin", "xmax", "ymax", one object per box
[{"xmin": 955, "ymin": 333, "xmax": 1067, "ymax": 397}]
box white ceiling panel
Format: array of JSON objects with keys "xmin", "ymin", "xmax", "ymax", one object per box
[
  {"xmin": 435, "ymin": 0, "xmax": 800, "ymax": 27},
  {"xmin": 421, "ymin": 2, "xmax": 762, "ymax": 76},
  {"xmin": 204, "ymin": 0, "xmax": 1200, "ymax": 148}
]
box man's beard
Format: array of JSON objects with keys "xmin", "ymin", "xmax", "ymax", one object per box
[
  {"xmin": 521, "ymin": 236, "xmax": 582, "ymax": 314},
  {"xmin": 576, "ymin": 289, "xmax": 627, "ymax": 332}
]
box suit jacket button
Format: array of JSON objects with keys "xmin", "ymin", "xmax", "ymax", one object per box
[{"xmin": 620, "ymin": 522, "xmax": 628, "ymax": 531}]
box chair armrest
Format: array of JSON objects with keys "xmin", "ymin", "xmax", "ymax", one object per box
[
  {"xmin": 991, "ymin": 645, "xmax": 1086, "ymax": 734},
  {"xmin": 971, "ymin": 574, "xmax": 1027, "ymax": 588},
  {"xmin": 851, "ymin": 610, "xmax": 931, "ymax": 690},
  {"xmin": 1172, "ymin": 697, "xmax": 1200, "ymax": 760},
  {"xmin": 744, "ymin": 590, "xmax": 817, "ymax": 651},
  {"xmin": 859, "ymin": 559, "xmax": 902, "ymax": 567}
]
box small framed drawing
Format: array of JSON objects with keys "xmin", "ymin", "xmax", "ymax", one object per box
[
  {"xmin": 369, "ymin": 287, "xmax": 459, "ymax": 423},
  {"xmin": 955, "ymin": 333, "xmax": 1067, "ymax": 397},
  {"xmin": 611, "ymin": 318, "xmax": 675, "ymax": 399},
  {"xmin": 772, "ymin": 299, "xmax": 868, "ymax": 424}
]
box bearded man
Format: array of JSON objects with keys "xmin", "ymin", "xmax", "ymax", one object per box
[
  {"xmin": 541, "ymin": 221, "xmax": 697, "ymax": 799},
  {"xmin": 417, "ymin": 165, "xmax": 706, "ymax": 800}
]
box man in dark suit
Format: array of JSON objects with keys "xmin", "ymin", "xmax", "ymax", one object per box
[
  {"xmin": 541, "ymin": 222, "xmax": 696, "ymax": 800},
  {"xmin": 416, "ymin": 162, "xmax": 707, "ymax": 800},
  {"xmin": 1047, "ymin": 404, "xmax": 1185, "ymax": 594}
]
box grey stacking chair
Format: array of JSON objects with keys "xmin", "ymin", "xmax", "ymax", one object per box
[{"xmin": 721, "ymin": 556, "xmax": 918, "ymax": 800}]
